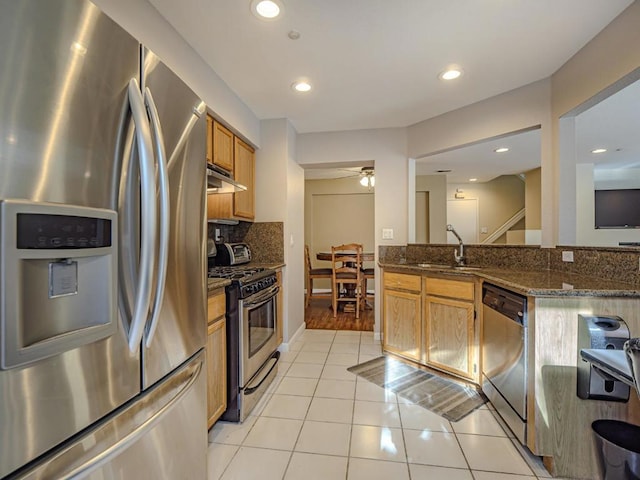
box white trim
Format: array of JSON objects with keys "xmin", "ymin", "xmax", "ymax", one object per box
[{"xmin": 279, "ymin": 321, "xmax": 306, "ymax": 352}]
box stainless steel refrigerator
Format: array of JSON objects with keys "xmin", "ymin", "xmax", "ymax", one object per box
[{"xmin": 0, "ymin": 0, "xmax": 208, "ymax": 478}]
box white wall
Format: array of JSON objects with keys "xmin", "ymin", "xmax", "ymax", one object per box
[
  {"xmin": 415, "ymin": 175, "xmax": 447, "ymax": 243},
  {"xmin": 576, "ymin": 164, "xmax": 640, "ymax": 246},
  {"xmin": 256, "ymin": 119, "xmax": 305, "ymax": 344},
  {"xmin": 297, "ymin": 128, "xmax": 408, "ymax": 337},
  {"xmin": 408, "ymin": 79, "xmax": 554, "ymax": 246},
  {"xmin": 93, "ymin": 0, "xmax": 260, "ymax": 146},
  {"xmin": 552, "ymin": 1, "xmax": 640, "ymax": 246},
  {"xmin": 446, "ymin": 176, "xmax": 525, "ymax": 243},
  {"xmin": 285, "ymin": 122, "xmax": 305, "ymax": 343}
]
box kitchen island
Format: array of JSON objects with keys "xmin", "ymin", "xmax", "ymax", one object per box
[{"xmin": 380, "ymin": 261, "xmax": 640, "ymax": 479}]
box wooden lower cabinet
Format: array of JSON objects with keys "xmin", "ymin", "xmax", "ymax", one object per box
[
  {"xmin": 423, "ymin": 276, "xmax": 476, "ymax": 380},
  {"xmin": 382, "ymin": 272, "xmax": 421, "ymax": 361},
  {"xmin": 381, "ymin": 270, "xmax": 478, "ymax": 382},
  {"xmin": 423, "ymin": 295, "xmax": 475, "ymax": 379},
  {"xmin": 207, "ymin": 289, "xmax": 227, "ymax": 428}
]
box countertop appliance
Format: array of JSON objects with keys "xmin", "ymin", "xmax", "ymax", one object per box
[
  {"xmin": 481, "ymin": 283, "xmax": 528, "ymax": 445},
  {"xmin": 0, "ymin": 1, "xmax": 207, "ymax": 477},
  {"xmin": 215, "ymin": 242, "xmax": 252, "ymax": 266},
  {"xmin": 208, "ymin": 265, "xmax": 280, "ymax": 422}
]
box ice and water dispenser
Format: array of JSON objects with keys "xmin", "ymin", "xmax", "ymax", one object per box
[
  {"xmin": 0, "ymin": 200, "xmax": 117, "ymax": 369},
  {"xmin": 577, "ymin": 314, "xmax": 630, "ymax": 402}
]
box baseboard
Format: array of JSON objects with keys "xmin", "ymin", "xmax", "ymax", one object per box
[{"xmin": 279, "ymin": 322, "xmax": 306, "ymax": 352}]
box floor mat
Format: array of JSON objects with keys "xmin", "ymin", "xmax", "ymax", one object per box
[{"xmin": 347, "ymin": 355, "xmax": 487, "ymax": 422}]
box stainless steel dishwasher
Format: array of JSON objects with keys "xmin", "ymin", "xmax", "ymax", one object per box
[{"xmin": 482, "ymin": 283, "xmax": 528, "ymax": 444}]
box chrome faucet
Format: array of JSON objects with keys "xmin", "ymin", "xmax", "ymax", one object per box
[{"xmin": 446, "ymin": 224, "xmax": 466, "ymax": 266}]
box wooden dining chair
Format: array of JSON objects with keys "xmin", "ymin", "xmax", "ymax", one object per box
[
  {"xmin": 331, "ymin": 243, "xmax": 363, "ymax": 318},
  {"xmin": 361, "ymin": 265, "xmax": 375, "ymax": 304},
  {"xmin": 304, "ymin": 244, "xmax": 333, "ymax": 307}
]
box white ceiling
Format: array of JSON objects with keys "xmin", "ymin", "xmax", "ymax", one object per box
[
  {"xmin": 148, "ymin": 0, "xmax": 637, "ymax": 184},
  {"xmin": 576, "ymin": 79, "xmax": 640, "ymax": 170},
  {"xmin": 415, "ymin": 128, "xmax": 541, "ymax": 184},
  {"xmin": 148, "ymin": 0, "xmax": 632, "ymax": 135}
]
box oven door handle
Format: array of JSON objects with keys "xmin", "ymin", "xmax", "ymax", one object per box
[
  {"xmin": 244, "ymin": 351, "xmax": 280, "ymax": 396},
  {"xmin": 243, "ymin": 285, "xmax": 279, "ymax": 309}
]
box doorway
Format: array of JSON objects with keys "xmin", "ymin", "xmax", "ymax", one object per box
[{"xmin": 303, "ymin": 165, "xmax": 375, "ymax": 331}]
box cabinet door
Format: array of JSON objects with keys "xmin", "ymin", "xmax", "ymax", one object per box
[
  {"xmin": 233, "ymin": 137, "xmax": 255, "ymax": 220},
  {"xmin": 213, "ymin": 120, "xmax": 234, "ymax": 172},
  {"xmin": 424, "ymin": 295, "xmax": 474, "ymax": 379},
  {"xmin": 207, "ymin": 318, "xmax": 227, "ymax": 428},
  {"xmin": 383, "ymin": 289, "xmax": 421, "ymax": 361},
  {"xmin": 207, "ymin": 290, "xmax": 226, "ymax": 323}
]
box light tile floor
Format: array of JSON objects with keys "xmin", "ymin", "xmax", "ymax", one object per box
[{"xmin": 208, "ymin": 329, "xmax": 552, "ymax": 480}]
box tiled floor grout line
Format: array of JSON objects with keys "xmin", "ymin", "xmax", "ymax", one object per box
[
  {"xmin": 395, "ymin": 378, "xmax": 414, "ymax": 480},
  {"xmin": 211, "ymin": 329, "xmax": 547, "ymax": 479}
]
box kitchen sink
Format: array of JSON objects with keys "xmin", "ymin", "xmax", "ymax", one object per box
[
  {"xmin": 414, "ymin": 263, "xmax": 482, "ymax": 271},
  {"xmin": 415, "ymin": 263, "xmax": 453, "ymax": 268}
]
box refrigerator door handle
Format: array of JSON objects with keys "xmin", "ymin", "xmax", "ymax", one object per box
[
  {"xmin": 167, "ymin": 100, "xmax": 206, "ymax": 171},
  {"xmin": 143, "ymin": 87, "xmax": 170, "ymax": 348},
  {"xmin": 126, "ymin": 78, "xmax": 157, "ymax": 354},
  {"xmin": 53, "ymin": 355, "xmax": 203, "ymax": 480}
]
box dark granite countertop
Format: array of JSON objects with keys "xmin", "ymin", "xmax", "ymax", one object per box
[
  {"xmin": 207, "ymin": 278, "xmax": 231, "ymax": 293},
  {"xmin": 379, "ymin": 262, "xmax": 640, "ymax": 297},
  {"xmin": 252, "ymin": 262, "xmax": 286, "ymax": 270}
]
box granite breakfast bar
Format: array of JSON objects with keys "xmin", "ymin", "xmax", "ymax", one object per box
[{"xmin": 379, "ymin": 244, "xmax": 640, "ymax": 479}]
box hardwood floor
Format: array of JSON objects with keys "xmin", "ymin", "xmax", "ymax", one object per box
[{"xmin": 304, "ymin": 297, "xmax": 374, "ymax": 331}]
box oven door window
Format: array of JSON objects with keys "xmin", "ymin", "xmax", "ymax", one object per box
[{"xmin": 248, "ymin": 299, "xmax": 275, "ymax": 357}]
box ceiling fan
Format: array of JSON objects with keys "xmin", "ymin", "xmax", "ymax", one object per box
[
  {"xmin": 334, "ymin": 166, "xmax": 375, "ymax": 190},
  {"xmin": 358, "ymin": 166, "xmax": 375, "ymax": 189}
]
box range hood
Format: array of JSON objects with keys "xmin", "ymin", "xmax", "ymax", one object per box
[{"xmin": 207, "ymin": 166, "xmax": 247, "ymax": 194}]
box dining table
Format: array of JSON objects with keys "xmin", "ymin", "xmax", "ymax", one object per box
[
  {"xmin": 315, "ymin": 251, "xmax": 375, "ymax": 263},
  {"xmin": 316, "ymin": 251, "xmax": 375, "ymax": 311}
]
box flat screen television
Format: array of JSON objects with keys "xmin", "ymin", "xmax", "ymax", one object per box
[{"xmin": 594, "ymin": 189, "xmax": 640, "ymax": 228}]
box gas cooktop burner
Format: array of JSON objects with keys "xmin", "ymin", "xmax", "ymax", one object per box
[
  {"xmin": 208, "ymin": 266, "xmax": 266, "ymax": 280},
  {"xmin": 208, "ymin": 265, "xmax": 278, "ymax": 298}
]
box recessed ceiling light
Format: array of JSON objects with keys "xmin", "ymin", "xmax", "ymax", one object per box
[
  {"xmin": 469, "ymin": 178, "xmax": 477, "ymax": 182},
  {"xmin": 494, "ymin": 147, "xmax": 509, "ymax": 153},
  {"xmin": 251, "ymin": 0, "xmax": 282, "ymax": 19},
  {"xmin": 591, "ymin": 148, "xmax": 607, "ymax": 154},
  {"xmin": 438, "ymin": 67, "xmax": 463, "ymax": 81},
  {"xmin": 287, "ymin": 30, "xmax": 300, "ymax": 40},
  {"xmin": 292, "ymin": 81, "xmax": 311, "ymax": 92}
]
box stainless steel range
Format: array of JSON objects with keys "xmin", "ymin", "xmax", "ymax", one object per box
[{"xmin": 208, "ymin": 260, "xmax": 280, "ymax": 422}]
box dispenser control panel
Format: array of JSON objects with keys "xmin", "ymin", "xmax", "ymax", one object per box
[{"xmin": 16, "ymin": 213, "xmax": 112, "ymax": 249}]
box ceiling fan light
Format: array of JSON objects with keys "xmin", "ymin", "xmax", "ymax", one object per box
[{"xmin": 360, "ymin": 176, "xmax": 369, "ymax": 187}]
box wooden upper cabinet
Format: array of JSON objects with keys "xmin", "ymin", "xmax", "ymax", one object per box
[
  {"xmin": 212, "ymin": 119, "xmax": 234, "ymax": 172},
  {"xmin": 233, "ymin": 137, "xmax": 255, "ymax": 220},
  {"xmin": 205, "ymin": 116, "xmax": 256, "ymax": 222}
]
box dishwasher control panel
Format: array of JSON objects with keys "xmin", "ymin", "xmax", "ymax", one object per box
[{"xmin": 482, "ymin": 284, "xmax": 527, "ymax": 326}]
